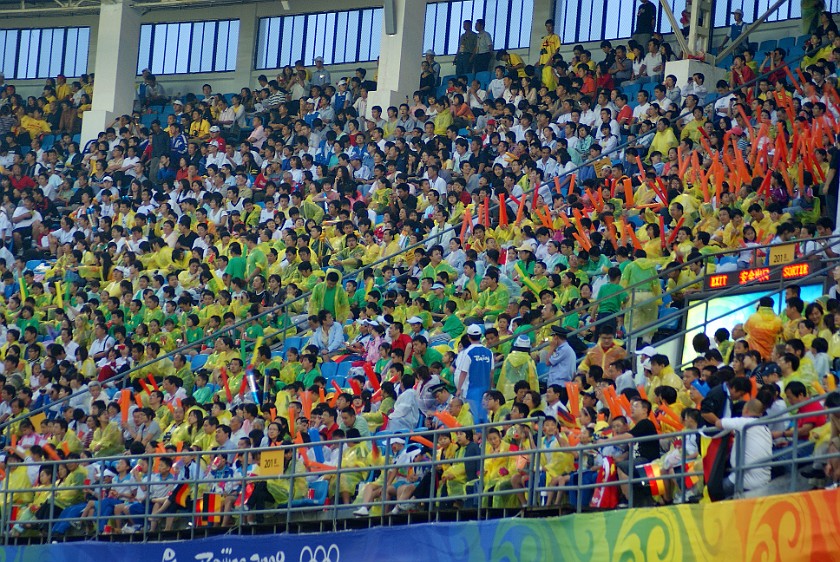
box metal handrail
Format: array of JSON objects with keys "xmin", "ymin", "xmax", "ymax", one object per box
[{"xmin": 4, "ymin": 399, "xmax": 838, "ymax": 543}]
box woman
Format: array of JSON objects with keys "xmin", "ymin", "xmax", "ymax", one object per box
[
  {"xmin": 90, "ymin": 409, "xmax": 124, "ymax": 457},
  {"xmin": 419, "ymin": 61, "xmax": 436, "ymax": 97}
]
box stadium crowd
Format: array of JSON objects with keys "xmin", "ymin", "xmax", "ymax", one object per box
[{"xmin": 0, "ymin": 9, "xmax": 839, "ymax": 537}]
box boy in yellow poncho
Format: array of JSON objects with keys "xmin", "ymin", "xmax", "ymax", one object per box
[{"xmin": 496, "ymin": 336, "xmax": 539, "ymax": 402}]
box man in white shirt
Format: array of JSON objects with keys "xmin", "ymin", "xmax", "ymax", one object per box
[
  {"xmin": 652, "ymin": 85, "xmax": 673, "ymax": 112},
  {"xmin": 716, "ymin": 399, "xmax": 772, "ymax": 497},
  {"xmin": 632, "ymin": 90, "xmax": 651, "ymax": 124}
]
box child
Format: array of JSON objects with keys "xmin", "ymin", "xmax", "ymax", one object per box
[
  {"xmin": 659, "ymin": 408, "xmax": 701, "ymax": 504},
  {"xmin": 809, "ymin": 337, "xmax": 831, "ymax": 384},
  {"xmin": 714, "ymin": 328, "xmax": 733, "ymax": 364}
]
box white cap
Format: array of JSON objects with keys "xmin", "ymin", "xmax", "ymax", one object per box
[
  {"xmin": 431, "ymin": 283, "xmax": 445, "ymax": 290},
  {"xmin": 638, "ymin": 345, "xmax": 657, "ymax": 357},
  {"xmin": 306, "ymin": 97, "xmax": 316, "ymax": 104},
  {"xmin": 209, "ymin": 140, "xmax": 220, "ymax": 148},
  {"xmin": 641, "ymin": 358, "xmax": 652, "ymax": 371},
  {"xmin": 103, "ymin": 469, "xmax": 117, "ymax": 479},
  {"xmin": 425, "ymin": 50, "xmax": 435, "ymax": 56},
  {"xmin": 314, "ymin": 56, "xmax": 324, "ymax": 62},
  {"xmin": 376, "ymin": 315, "xmax": 390, "ymax": 326},
  {"xmin": 467, "ymin": 325, "xmax": 483, "ymax": 336},
  {"xmin": 408, "ymin": 316, "xmax": 423, "ymax": 324},
  {"xmin": 337, "ymin": 79, "xmax": 347, "ymax": 86},
  {"xmin": 513, "ymin": 335, "xmax": 531, "ymax": 350},
  {"xmin": 102, "ymin": 175, "xmax": 113, "ymax": 182},
  {"xmin": 209, "ymin": 125, "xmax": 220, "ymax": 132},
  {"xmin": 389, "ymin": 437, "xmax": 405, "ymax": 445},
  {"xmin": 172, "ymin": 100, "xmax": 183, "ymax": 106}
]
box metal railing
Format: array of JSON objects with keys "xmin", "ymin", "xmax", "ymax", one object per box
[{"xmin": 2, "ymin": 399, "xmax": 837, "ymax": 544}]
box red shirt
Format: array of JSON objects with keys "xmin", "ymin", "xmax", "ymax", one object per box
[
  {"xmin": 390, "ymin": 333, "xmax": 412, "ymax": 354},
  {"xmin": 797, "ymin": 401, "xmax": 827, "ymax": 429},
  {"xmin": 616, "ymin": 105, "xmax": 633, "ymax": 126}
]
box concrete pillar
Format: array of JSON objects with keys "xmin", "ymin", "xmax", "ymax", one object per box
[
  {"xmin": 528, "ymin": 0, "xmax": 553, "ymax": 59},
  {"xmin": 233, "ymin": 3, "xmax": 258, "ymax": 90},
  {"xmin": 367, "ymin": 0, "xmax": 427, "ymax": 116},
  {"xmin": 81, "ymin": 0, "xmax": 141, "ymax": 144}
]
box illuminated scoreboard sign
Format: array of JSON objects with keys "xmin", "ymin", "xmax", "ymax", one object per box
[{"xmin": 704, "ymin": 263, "xmax": 811, "ymax": 291}]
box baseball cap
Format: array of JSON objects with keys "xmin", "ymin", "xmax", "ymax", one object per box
[
  {"xmin": 306, "ymin": 97, "xmax": 316, "ymax": 104},
  {"xmin": 467, "ymin": 324, "xmax": 483, "ymax": 336},
  {"xmin": 209, "ymin": 140, "xmax": 220, "ymax": 148},
  {"xmin": 487, "ymin": 118, "xmax": 497, "ymax": 125},
  {"xmin": 337, "ymin": 79, "xmax": 347, "ymax": 86},
  {"xmin": 732, "ymin": 8, "xmax": 743, "ymax": 14},
  {"xmin": 314, "ymin": 56, "xmax": 324, "ymax": 62},
  {"xmin": 424, "ymin": 50, "xmax": 435, "ymax": 56},
  {"xmin": 431, "ymin": 283, "xmax": 445, "ymax": 290},
  {"xmin": 173, "ymin": 100, "xmax": 183, "ymax": 106},
  {"xmin": 209, "ymin": 125, "xmax": 220, "ymax": 132},
  {"xmin": 429, "ymin": 383, "xmax": 447, "ymax": 394},
  {"xmin": 638, "ymin": 345, "xmax": 657, "ymax": 357},
  {"xmin": 102, "ymin": 175, "xmax": 113, "ymax": 182},
  {"xmin": 389, "ymin": 437, "xmax": 406, "ymax": 445},
  {"xmin": 730, "ymin": 126, "xmax": 744, "ymax": 136},
  {"xmin": 691, "ymin": 380, "xmax": 711, "ymax": 397},
  {"xmin": 513, "ymin": 335, "xmax": 531, "ymax": 350},
  {"xmin": 408, "ymin": 316, "xmax": 423, "ymax": 324}
]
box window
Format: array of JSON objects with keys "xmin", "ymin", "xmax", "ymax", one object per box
[
  {"xmin": 555, "ymin": 0, "xmax": 804, "ymax": 44},
  {"xmin": 137, "ymin": 19, "xmax": 239, "ymax": 75},
  {"xmin": 423, "ymin": 0, "xmax": 534, "ymax": 57},
  {"xmin": 255, "ymin": 8, "xmax": 383, "ymax": 70},
  {"xmin": 0, "ymin": 27, "xmax": 89, "ymax": 80}
]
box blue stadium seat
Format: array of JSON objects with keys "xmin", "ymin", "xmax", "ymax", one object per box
[
  {"xmin": 25, "ymin": 259, "xmax": 44, "ymax": 271},
  {"xmin": 796, "ymin": 34, "xmax": 811, "ymax": 46},
  {"xmin": 140, "ymin": 114, "xmax": 156, "ymax": 128},
  {"xmin": 332, "ymin": 375, "xmax": 347, "ymax": 387},
  {"xmin": 758, "ymin": 40, "xmax": 777, "ymax": 53},
  {"xmin": 777, "ymin": 37, "xmax": 795, "ymax": 51},
  {"xmin": 474, "ymin": 70, "xmax": 492, "ymax": 88},
  {"xmin": 41, "ymin": 135, "xmax": 55, "ymax": 150},
  {"xmin": 191, "ymin": 354, "xmax": 208, "ymax": 370},
  {"xmin": 321, "ymin": 362, "xmax": 339, "ymax": 379},
  {"xmin": 536, "ymin": 362, "xmax": 549, "ymax": 379},
  {"xmin": 336, "ymin": 361, "xmax": 352, "ymax": 379},
  {"xmin": 716, "ymin": 54, "xmax": 733, "ymax": 69},
  {"xmin": 283, "ymin": 337, "xmax": 304, "ymax": 354},
  {"xmin": 72, "ymin": 134, "xmax": 81, "ymax": 144}
]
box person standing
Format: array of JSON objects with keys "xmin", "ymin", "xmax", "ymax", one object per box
[
  {"xmin": 718, "ymin": 9, "xmax": 749, "ymax": 54},
  {"xmin": 537, "ymin": 19, "xmax": 561, "ymax": 67},
  {"xmin": 473, "ymin": 19, "xmax": 494, "ymax": 73},
  {"xmin": 456, "ymin": 20, "xmax": 478, "ymax": 76},
  {"xmin": 633, "ymin": 0, "xmax": 657, "ymax": 48},
  {"xmin": 455, "ymin": 325, "xmax": 494, "ymax": 424}
]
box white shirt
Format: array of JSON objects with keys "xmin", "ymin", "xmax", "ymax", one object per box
[{"xmin": 720, "ymin": 417, "xmax": 772, "ymax": 491}]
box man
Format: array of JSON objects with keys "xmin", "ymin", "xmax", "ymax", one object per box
[
  {"xmin": 537, "ymin": 19, "xmax": 561, "ymax": 67},
  {"xmin": 455, "ymin": 324, "xmax": 494, "ymax": 424},
  {"xmin": 339, "ymin": 406, "xmax": 370, "ymax": 437},
  {"xmin": 544, "ymin": 326, "xmax": 576, "ymax": 385},
  {"xmin": 309, "ymin": 310, "xmax": 344, "ymax": 355},
  {"xmin": 783, "ymin": 381, "xmax": 826, "ymax": 443},
  {"xmin": 645, "ymin": 354, "xmax": 683, "ymax": 397},
  {"xmin": 700, "ymin": 375, "xmax": 752, "ymax": 427},
  {"xmin": 456, "ymin": 20, "xmax": 478, "ymax": 76},
  {"xmin": 311, "ymin": 56, "xmax": 331, "ymax": 87},
  {"xmin": 389, "ymin": 374, "xmax": 421, "ymax": 432},
  {"xmin": 579, "ymin": 326, "xmax": 626, "ymax": 373},
  {"xmin": 309, "ymin": 271, "xmax": 350, "ymax": 323},
  {"xmin": 633, "ymin": 0, "xmax": 656, "ymax": 47},
  {"xmin": 603, "ymin": 398, "xmax": 661, "ymax": 502},
  {"xmin": 714, "ymin": 399, "xmax": 772, "ymax": 498},
  {"xmin": 719, "ymin": 8, "xmax": 748, "ymax": 54},
  {"xmin": 744, "ymin": 297, "xmax": 783, "ymax": 360},
  {"xmin": 473, "ymin": 19, "xmax": 494, "ymax": 73}
]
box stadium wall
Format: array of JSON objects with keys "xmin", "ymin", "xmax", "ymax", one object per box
[{"xmin": 2, "ymin": 487, "xmax": 838, "ymax": 561}]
